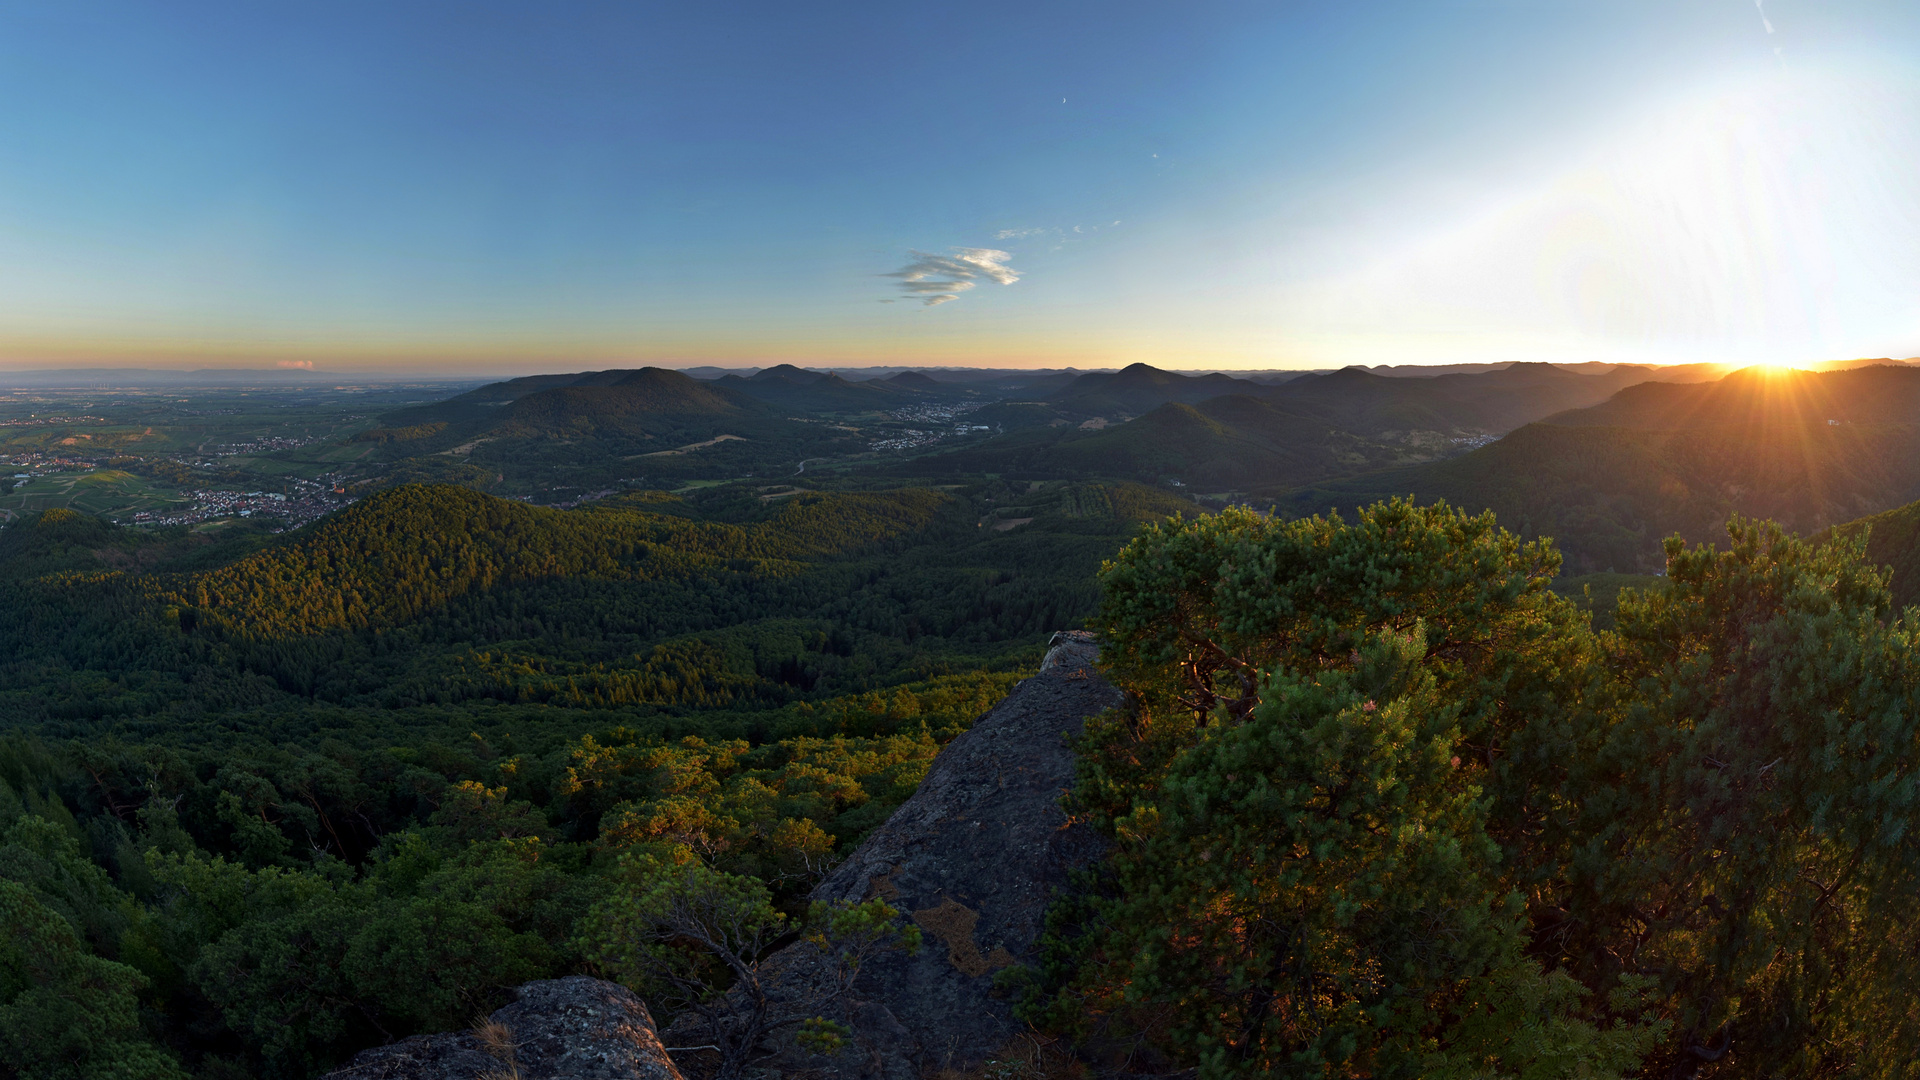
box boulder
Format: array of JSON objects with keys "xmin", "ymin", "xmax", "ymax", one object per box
[
  {"xmin": 322, "ymin": 976, "xmax": 683, "ymax": 1080},
  {"xmin": 689, "ymin": 630, "xmax": 1122, "ymax": 1077}
]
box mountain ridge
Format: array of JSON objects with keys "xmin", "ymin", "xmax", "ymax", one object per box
[{"xmin": 1274, "ymin": 367, "xmax": 1920, "ymax": 573}]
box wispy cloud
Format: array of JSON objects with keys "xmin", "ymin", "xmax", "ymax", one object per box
[
  {"xmin": 276, "ymin": 359, "xmax": 314, "ymax": 369},
  {"xmin": 881, "ymin": 247, "xmax": 1021, "ymax": 307},
  {"xmin": 991, "ymin": 220, "xmax": 1126, "ymax": 251}
]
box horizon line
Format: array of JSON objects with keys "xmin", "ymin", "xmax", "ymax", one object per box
[{"xmin": 1, "ymin": 357, "xmax": 1914, "ymax": 386}]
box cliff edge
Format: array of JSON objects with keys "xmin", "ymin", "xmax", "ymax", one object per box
[{"xmin": 687, "ymin": 629, "xmax": 1122, "ymax": 1077}]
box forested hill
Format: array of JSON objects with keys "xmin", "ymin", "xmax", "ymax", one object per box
[
  {"xmin": 1543, "ymin": 363, "xmax": 1920, "ymax": 429},
  {"xmin": 335, "ymin": 366, "xmax": 903, "ymax": 496},
  {"xmin": 1276, "ymin": 367, "xmax": 1920, "ymax": 574},
  {"xmin": 0, "ymin": 479, "xmax": 1189, "ymax": 733},
  {"xmin": 1044, "ymin": 362, "xmax": 1257, "ymax": 415},
  {"xmin": 172, "ymin": 484, "xmax": 946, "ymax": 638},
  {"xmin": 373, "ymin": 366, "xmax": 771, "ymax": 440},
  {"xmin": 493, "ymin": 369, "xmax": 758, "ymax": 436},
  {"xmin": 436, "ymin": 365, "xmax": 738, "ymax": 408},
  {"xmin": 712, "ymin": 364, "xmax": 922, "ymax": 411}
]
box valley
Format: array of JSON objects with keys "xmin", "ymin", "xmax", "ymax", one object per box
[{"xmin": 10, "ymin": 358, "xmax": 1920, "ymax": 1080}]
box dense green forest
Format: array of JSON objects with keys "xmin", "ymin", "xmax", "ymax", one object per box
[
  {"xmin": 10, "ymin": 481, "xmax": 1920, "ymax": 1077},
  {"xmin": 0, "ymin": 671, "xmax": 1016, "ymax": 1079},
  {"xmin": 0, "ymin": 480, "xmax": 1190, "ymax": 732},
  {"xmin": 0, "ymin": 476, "xmax": 1200, "ymax": 1078}
]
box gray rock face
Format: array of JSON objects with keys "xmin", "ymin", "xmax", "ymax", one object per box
[
  {"xmin": 720, "ymin": 630, "xmax": 1122, "ymax": 1078},
  {"xmin": 324, "ymin": 633, "xmax": 1120, "ymax": 1080},
  {"xmin": 322, "ymin": 976, "xmax": 684, "ymax": 1080}
]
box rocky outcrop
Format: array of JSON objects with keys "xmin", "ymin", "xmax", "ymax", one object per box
[
  {"xmin": 701, "ymin": 630, "xmax": 1122, "ymax": 1078},
  {"xmin": 322, "ymin": 976, "xmax": 683, "ymax": 1080},
  {"xmin": 323, "ymin": 633, "xmax": 1121, "ymax": 1080}
]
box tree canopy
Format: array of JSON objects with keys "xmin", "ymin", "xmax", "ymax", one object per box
[{"xmin": 1024, "ymin": 498, "xmax": 1920, "ymax": 1079}]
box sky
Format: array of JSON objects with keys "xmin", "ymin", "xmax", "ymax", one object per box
[{"xmin": 0, "ymin": 0, "xmax": 1917, "ymax": 374}]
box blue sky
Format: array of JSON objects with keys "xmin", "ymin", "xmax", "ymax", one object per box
[{"xmin": 1, "ymin": 0, "xmax": 1916, "ymax": 372}]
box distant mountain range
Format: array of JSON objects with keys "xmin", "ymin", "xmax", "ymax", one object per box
[
  {"xmin": 1540, "ymin": 363, "xmax": 1920, "ymax": 429},
  {"xmin": 0, "ymin": 367, "xmax": 476, "ymax": 388},
  {"xmin": 340, "ymin": 360, "xmax": 1920, "ymax": 578},
  {"xmin": 1278, "ymin": 365, "xmax": 1920, "ymax": 574},
  {"xmin": 901, "ymin": 360, "xmax": 1725, "ymax": 492},
  {"xmin": 0, "ymin": 357, "xmax": 1904, "ymax": 393},
  {"xmin": 670, "ymin": 364, "xmax": 1299, "ymax": 388},
  {"xmin": 1262, "ymin": 362, "xmax": 1701, "ymax": 436}
]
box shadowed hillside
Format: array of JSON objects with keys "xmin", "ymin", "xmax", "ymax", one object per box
[
  {"xmin": 1263, "ymin": 361, "xmax": 1677, "ymax": 436},
  {"xmin": 494, "ymin": 369, "xmax": 760, "ymax": 437},
  {"xmin": 1827, "ymin": 497, "xmax": 1920, "ymax": 610},
  {"xmin": 1046, "ymin": 363, "xmax": 1257, "ymax": 416},
  {"xmin": 891, "ymin": 394, "xmax": 1428, "ymax": 491},
  {"xmin": 1277, "ymin": 366, "xmax": 1920, "ymax": 573},
  {"xmin": 878, "ymin": 370, "xmax": 944, "ymax": 391},
  {"xmin": 712, "ymin": 365, "xmax": 915, "ymax": 412},
  {"xmin": 365, "ymin": 367, "xmax": 775, "ymax": 446},
  {"xmin": 1543, "ymin": 363, "xmax": 1920, "ymax": 429},
  {"xmin": 1036, "ymin": 396, "xmax": 1421, "ymax": 489},
  {"xmin": 930, "ymin": 361, "xmax": 1720, "ymax": 493},
  {"xmin": 348, "ymin": 368, "xmax": 853, "ymax": 489}
]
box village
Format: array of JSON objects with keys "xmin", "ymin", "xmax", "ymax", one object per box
[
  {"xmin": 868, "ymin": 401, "xmax": 991, "ymax": 451},
  {"xmin": 4, "ymin": 450, "xmax": 102, "ymax": 475},
  {"xmin": 212, "ymin": 434, "xmax": 316, "ymax": 455},
  {"xmin": 0, "ymin": 414, "xmax": 106, "ymax": 427},
  {"xmin": 125, "ymin": 476, "xmax": 353, "ymax": 529}
]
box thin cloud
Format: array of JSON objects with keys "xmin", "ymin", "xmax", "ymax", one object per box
[
  {"xmin": 1755, "ymin": 0, "xmax": 1775, "ymax": 34},
  {"xmin": 881, "ymin": 247, "xmax": 1021, "ymax": 307},
  {"xmin": 994, "ymin": 227, "xmax": 1049, "ymax": 240}
]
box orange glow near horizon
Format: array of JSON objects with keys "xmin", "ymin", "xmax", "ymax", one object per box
[
  {"xmin": 0, "ymin": 325, "xmax": 1897, "ymax": 378},
  {"xmin": 0, "ymin": 333, "xmax": 1869, "ymax": 378}
]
